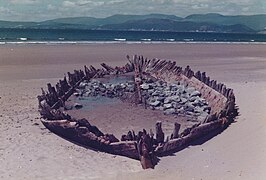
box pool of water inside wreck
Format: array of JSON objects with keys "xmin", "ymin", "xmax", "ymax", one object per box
[
  {"xmin": 68, "ymin": 73, "xmax": 134, "ymax": 111},
  {"xmin": 65, "ymin": 74, "xmax": 200, "ymax": 139}
]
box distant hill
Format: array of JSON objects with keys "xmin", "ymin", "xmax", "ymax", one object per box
[
  {"xmin": 40, "ymin": 14, "xmax": 181, "ymax": 28},
  {"xmin": 184, "ymin": 13, "xmax": 266, "ymax": 31},
  {"xmin": 0, "ymin": 20, "xmax": 35, "ymax": 28},
  {"xmin": 99, "ymin": 18, "xmax": 255, "ymax": 33},
  {"xmin": 0, "ymin": 13, "xmax": 265, "ymax": 33}
]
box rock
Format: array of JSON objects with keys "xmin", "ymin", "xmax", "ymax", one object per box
[
  {"xmin": 156, "ymin": 87, "xmax": 164, "ymax": 92},
  {"xmin": 91, "ymin": 79, "xmax": 100, "ymax": 85},
  {"xmin": 64, "ymin": 104, "xmax": 73, "ymax": 110},
  {"xmin": 164, "ymin": 91, "xmax": 172, "ymax": 97},
  {"xmin": 185, "ymin": 103, "xmax": 194, "ymax": 112},
  {"xmin": 186, "ymin": 111, "xmax": 195, "ymax": 116},
  {"xmin": 174, "ymin": 89, "xmax": 181, "ymax": 96},
  {"xmin": 79, "ymin": 82, "xmax": 87, "ymax": 89},
  {"xmin": 163, "ymin": 103, "xmax": 173, "ymax": 109},
  {"xmin": 110, "ymin": 84, "xmax": 116, "ymax": 90},
  {"xmin": 149, "ymin": 100, "xmax": 161, "ymax": 107},
  {"xmin": 156, "ymin": 96, "xmax": 165, "ymax": 102},
  {"xmin": 164, "ymin": 108, "xmax": 176, "ymax": 115},
  {"xmin": 169, "ymin": 84, "xmax": 178, "ymax": 91},
  {"xmin": 171, "ymin": 102, "xmax": 178, "ymax": 108},
  {"xmin": 83, "ymin": 91, "xmax": 91, "ymax": 97},
  {"xmin": 186, "ymin": 87, "xmax": 195, "ymax": 94},
  {"xmin": 164, "ymin": 86, "xmax": 171, "ymax": 91},
  {"xmin": 147, "ymin": 89, "xmax": 154, "ymax": 95},
  {"xmin": 85, "ymin": 85, "xmax": 92, "ymax": 91},
  {"xmin": 145, "ymin": 78, "xmax": 155, "ymax": 83},
  {"xmin": 192, "ymin": 99, "xmax": 202, "ymax": 106},
  {"xmin": 120, "ymin": 83, "xmax": 126, "ymax": 89},
  {"xmin": 99, "ymin": 87, "xmax": 106, "ymax": 92},
  {"xmin": 180, "ymin": 89, "xmax": 189, "ymax": 96},
  {"xmin": 177, "ymin": 107, "xmax": 185, "ymax": 114},
  {"xmin": 140, "ymin": 83, "xmax": 152, "ymax": 90},
  {"xmin": 155, "ymin": 106, "xmax": 164, "ymax": 111},
  {"xmin": 203, "ymin": 106, "xmax": 211, "ymax": 113},
  {"xmin": 194, "ymin": 106, "xmax": 204, "ymax": 113},
  {"xmin": 170, "ymin": 95, "xmax": 180, "ymax": 102},
  {"xmin": 158, "ymin": 93, "xmax": 165, "ymax": 97},
  {"xmin": 151, "ymin": 91, "xmax": 160, "ymax": 96},
  {"xmin": 189, "ymin": 96, "xmax": 198, "ymax": 102},
  {"xmin": 93, "ymin": 85, "xmax": 100, "ymax": 91},
  {"xmin": 114, "ymin": 84, "xmax": 123, "ymax": 91},
  {"xmin": 127, "ymin": 86, "xmax": 135, "ymax": 92},
  {"xmin": 141, "ymin": 90, "xmax": 149, "ymax": 97},
  {"xmin": 74, "ymin": 103, "xmax": 83, "ymax": 109},
  {"xmin": 164, "ymin": 97, "xmax": 172, "ymax": 104},
  {"xmin": 177, "ymin": 84, "xmax": 185, "ymax": 91},
  {"xmin": 190, "ymin": 90, "xmax": 201, "ymax": 97},
  {"xmin": 180, "ymin": 97, "xmax": 188, "ymax": 104},
  {"xmin": 73, "ymin": 92, "xmax": 80, "ymax": 97}
]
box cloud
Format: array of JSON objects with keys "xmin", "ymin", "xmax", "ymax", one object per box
[
  {"xmin": 192, "ymin": 4, "xmax": 209, "ymax": 10},
  {"xmin": 9, "ymin": 0, "xmax": 38, "ymax": 4},
  {"xmin": 47, "ymin": 4, "xmax": 56, "ymax": 11},
  {"xmin": 62, "ymin": 1, "xmax": 76, "ymax": 7},
  {"xmin": 0, "ymin": 6, "xmax": 10, "ymax": 14},
  {"xmin": 62, "ymin": 0, "xmax": 104, "ymax": 7},
  {"xmin": 106, "ymin": 0, "xmax": 125, "ymax": 5},
  {"xmin": 1, "ymin": 0, "xmax": 265, "ymax": 21}
]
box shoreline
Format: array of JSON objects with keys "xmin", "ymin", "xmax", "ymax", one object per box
[{"xmin": 1, "ymin": 41, "xmax": 266, "ymax": 45}]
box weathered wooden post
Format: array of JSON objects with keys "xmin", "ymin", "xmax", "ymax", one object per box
[
  {"xmin": 137, "ymin": 133, "xmax": 155, "ymax": 169},
  {"xmin": 171, "ymin": 122, "xmax": 181, "ymax": 139},
  {"xmin": 133, "ymin": 55, "xmax": 143, "ymax": 104},
  {"xmin": 155, "ymin": 121, "xmax": 164, "ymax": 144}
]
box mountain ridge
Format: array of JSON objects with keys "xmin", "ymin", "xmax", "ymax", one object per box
[{"xmin": 0, "ymin": 13, "xmax": 265, "ymax": 33}]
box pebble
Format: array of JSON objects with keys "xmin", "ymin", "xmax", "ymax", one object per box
[
  {"xmin": 163, "ymin": 103, "xmax": 173, "ymax": 109},
  {"xmin": 164, "ymin": 108, "xmax": 176, "ymax": 115},
  {"xmin": 190, "ymin": 90, "xmax": 201, "ymax": 97},
  {"xmin": 140, "ymin": 84, "xmax": 151, "ymax": 90},
  {"xmin": 149, "ymin": 100, "xmax": 161, "ymax": 107},
  {"xmin": 64, "ymin": 104, "xmax": 73, "ymax": 110},
  {"xmin": 73, "ymin": 92, "xmax": 80, "ymax": 97},
  {"xmin": 74, "ymin": 103, "xmax": 83, "ymax": 109}
]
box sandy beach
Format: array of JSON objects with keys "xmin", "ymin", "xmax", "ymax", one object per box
[{"xmin": 0, "ymin": 43, "xmax": 266, "ymax": 179}]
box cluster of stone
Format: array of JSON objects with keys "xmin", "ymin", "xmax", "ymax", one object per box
[
  {"xmin": 74, "ymin": 79, "xmax": 135, "ymax": 98},
  {"xmin": 140, "ymin": 81, "xmax": 211, "ymax": 118}
]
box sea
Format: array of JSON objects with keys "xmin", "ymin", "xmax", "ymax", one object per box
[{"xmin": 1, "ymin": 28, "xmax": 266, "ymax": 44}]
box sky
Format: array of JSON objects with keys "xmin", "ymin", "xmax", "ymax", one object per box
[{"xmin": 0, "ymin": 0, "xmax": 266, "ymax": 21}]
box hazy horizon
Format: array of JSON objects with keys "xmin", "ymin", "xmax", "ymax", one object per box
[
  {"xmin": 0, "ymin": 0, "xmax": 265, "ymax": 21},
  {"xmin": 1, "ymin": 12, "xmax": 266, "ymax": 23}
]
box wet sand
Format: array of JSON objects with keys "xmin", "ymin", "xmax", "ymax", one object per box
[
  {"xmin": 0, "ymin": 43, "xmax": 266, "ymax": 179},
  {"xmin": 66, "ymin": 100, "xmax": 192, "ymax": 139}
]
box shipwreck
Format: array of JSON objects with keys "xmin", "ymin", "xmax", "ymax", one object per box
[{"xmin": 37, "ymin": 55, "xmax": 238, "ymax": 169}]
